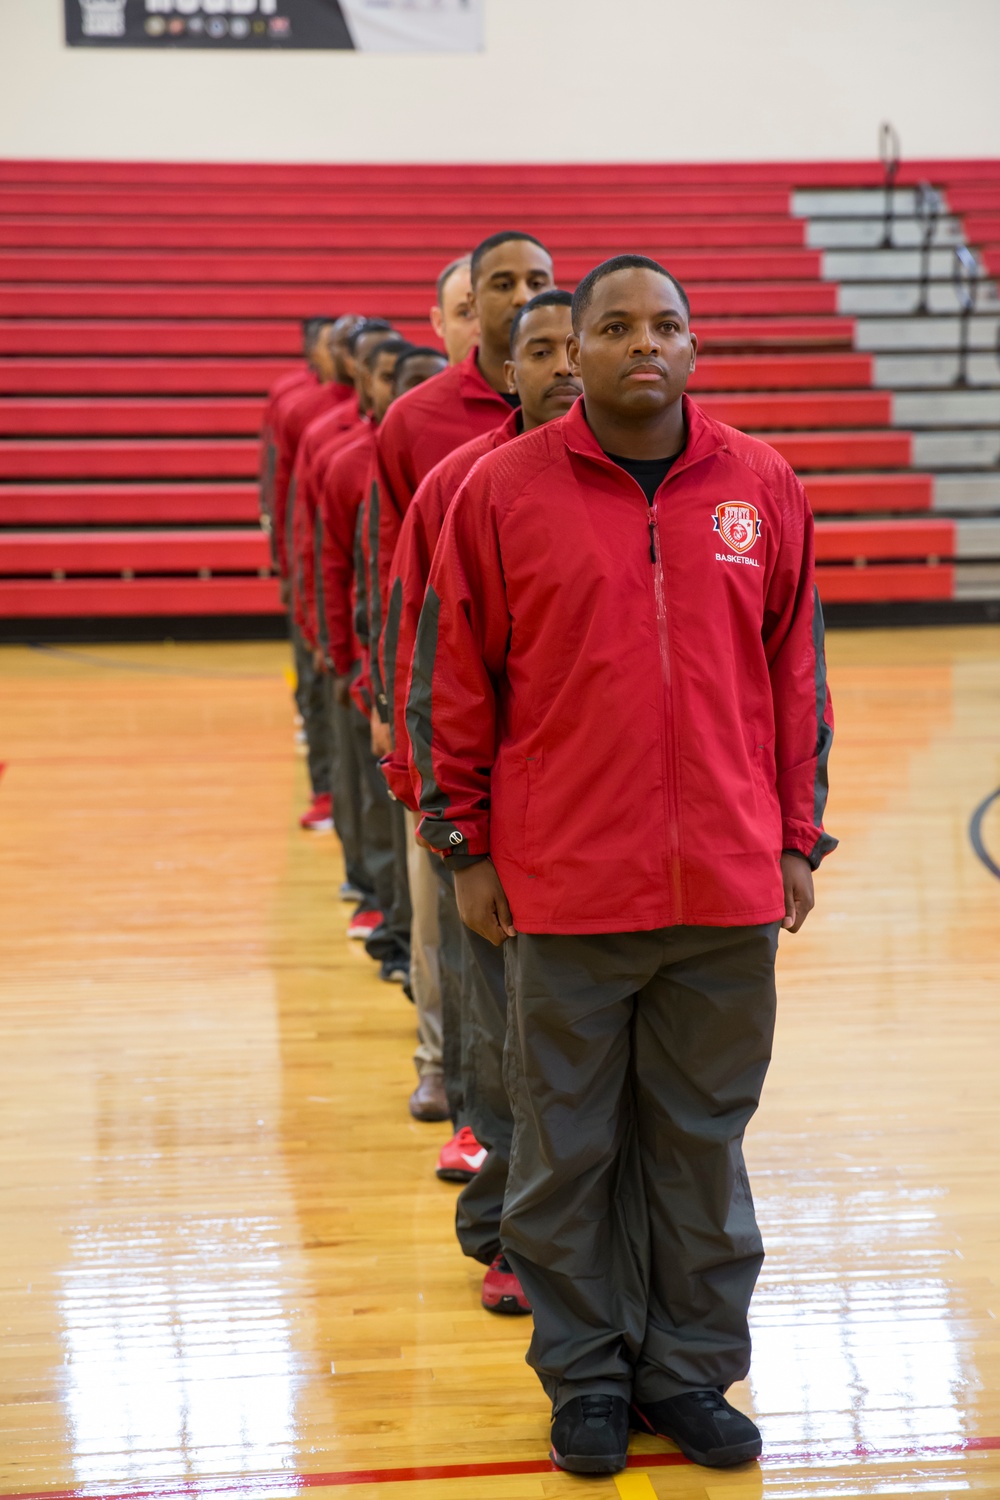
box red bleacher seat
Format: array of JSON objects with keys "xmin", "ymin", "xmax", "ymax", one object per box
[{"xmin": 1, "ymin": 157, "xmax": 997, "ymax": 623}]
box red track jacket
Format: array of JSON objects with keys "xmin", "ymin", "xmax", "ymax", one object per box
[
  {"xmin": 380, "ymin": 410, "xmax": 518, "ymax": 808},
  {"xmin": 273, "ymin": 379, "xmax": 354, "ymax": 580},
  {"xmin": 318, "ymin": 423, "xmax": 376, "ymax": 677},
  {"xmin": 409, "ymin": 396, "xmax": 836, "ymax": 934},
  {"xmin": 258, "ymin": 367, "xmax": 315, "ymax": 556},
  {"xmin": 369, "ymin": 348, "xmax": 513, "ymax": 716},
  {"xmin": 291, "ymin": 400, "xmax": 361, "ymax": 646}
]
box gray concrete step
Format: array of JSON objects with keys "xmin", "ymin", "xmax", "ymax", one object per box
[
  {"xmin": 839, "ymin": 282, "xmax": 1000, "ymax": 316},
  {"xmin": 913, "ymin": 431, "xmax": 1000, "ymax": 468},
  {"xmin": 823, "ymin": 247, "xmax": 979, "ymax": 281},
  {"xmin": 933, "ymin": 474, "xmax": 1000, "ymax": 513},
  {"xmin": 954, "ymin": 562, "xmax": 1000, "ymax": 599},
  {"xmin": 893, "ymin": 390, "xmax": 1000, "ymax": 427},
  {"xmin": 855, "ymin": 315, "xmax": 1000, "ymax": 352},
  {"xmin": 807, "ymin": 217, "xmax": 963, "ymax": 250},
  {"xmin": 793, "ymin": 188, "xmax": 929, "ymax": 217},
  {"xmin": 874, "ymin": 353, "xmax": 1000, "ymax": 388},
  {"xmin": 954, "ymin": 518, "xmax": 1000, "ymax": 557}
]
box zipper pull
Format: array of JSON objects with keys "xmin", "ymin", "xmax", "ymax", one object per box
[{"xmin": 648, "ymin": 511, "xmax": 656, "ymax": 563}]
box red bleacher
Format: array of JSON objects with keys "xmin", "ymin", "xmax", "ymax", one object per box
[{"xmin": 0, "ymin": 158, "xmax": 997, "ymax": 625}]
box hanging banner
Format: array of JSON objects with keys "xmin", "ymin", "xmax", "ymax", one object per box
[{"xmin": 65, "ymin": 0, "xmax": 485, "ymax": 51}]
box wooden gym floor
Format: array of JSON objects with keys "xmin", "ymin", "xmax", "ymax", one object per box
[{"xmin": 1, "ymin": 626, "xmax": 999, "ymax": 1500}]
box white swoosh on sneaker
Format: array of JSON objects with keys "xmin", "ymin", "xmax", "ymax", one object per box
[{"xmin": 461, "ymin": 1148, "xmax": 487, "ymax": 1170}]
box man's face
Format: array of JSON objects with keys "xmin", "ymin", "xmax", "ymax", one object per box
[
  {"xmin": 352, "ymin": 329, "xmax": 393, "ymax": 413},
  {"xmin": 567, "ymin": 268, "xmax": 696, "ymax": 422},
  {"xmin": 328, "ymin": 315, "xmax": 364, "ymax": 384},
  {"xmin": 472, "ymin": 240, "xmax": 555, "ymax": 357},
  {"xmin": 369, "ymin": 350, "xmax": 402, "ymax": 423},
  {"xmin": 430, "ymin": 262, "xmax": 478, "ymax": 366},
  {"xmin": 395, "ymin": 353, "xmax": 448, "ymax": 401},
  {"xmin": 504, "ymin": 304, "xmax": 581, "ymax": 429}
]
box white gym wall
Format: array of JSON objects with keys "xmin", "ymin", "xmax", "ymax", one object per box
[{"xmin": 2, "ymin": 0, "xmax": 999, "ymax": 163}]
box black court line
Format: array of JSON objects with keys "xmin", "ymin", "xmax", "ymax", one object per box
[
  {"xmin": 969, "ymin": 785, "xmax": 1000, "ymax": 881},
  {"xmin": 27, "ymin": 643, "xmax": 282, "ymax": 681}
]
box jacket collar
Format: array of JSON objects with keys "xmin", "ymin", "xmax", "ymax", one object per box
[
  {"xmin": 493, "ymin": 408, "xmax": 522, "ymax": 445},
  {"xmin": 561, "ymin": 393, "xmax": 728, "ymax": 475},
  {"xmin": 458, "ymin": 346, "xmax": 518, "ymax": 409}
]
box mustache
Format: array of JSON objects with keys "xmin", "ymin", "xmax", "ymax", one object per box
[{"xmin": 545, "ymin": 378, "xmax": 582, "ymax": 399}]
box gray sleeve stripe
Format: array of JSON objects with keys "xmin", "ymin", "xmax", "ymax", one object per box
[
  {"xmin": 383, "ymin": 577, "xmax": 403, "ymax": 740},
  {"xmin": 812, "ymin": 584, "xmax": 834, "ymax": 833},
  {"xmin": 406, "ymin": 583, "xmax": 463, "ymax": 852}
]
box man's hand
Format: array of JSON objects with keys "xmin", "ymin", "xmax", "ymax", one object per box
[
  {"xmin": 333, "ymin": 674, "xmax": 352, "ymax": 709},
  {"xmin": 454, "ymin": 859, "xmax": 517, "ymax": 946},
  {"xmin": 312, "ymin": 647, "xmax": 327, "ymax": 675},
  {"xmin": 279, "ymin": 579, "xmax": 291, "ymax": 608},
  {"xmin": 781, "ymin": 851, "xmax": 815, "ymax": 933},
  {"xmin": 371, "ymin": 713, "xmax": 392, "ymax": 758}
]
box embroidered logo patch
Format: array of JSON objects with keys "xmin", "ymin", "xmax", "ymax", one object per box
[{"xmin": 712, "ymin": 502, "xmax": 761, "ymax": 555}]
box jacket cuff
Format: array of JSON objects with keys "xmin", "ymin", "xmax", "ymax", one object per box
[
  {"xmin": 443, "ymin": 852, "xmax": 489, "ymax": 871},
  {"xmin": 381, "ymin": 754, "xmax": 419, "ymax": 812},
  {"xmin": 416, "ymin": 815, "xmax": 489, "ymax": 860},
  {"xmin": 781, "ymin": 819, "xmax": 839, "ymax": 871}
]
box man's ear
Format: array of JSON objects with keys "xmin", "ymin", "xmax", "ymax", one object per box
[
  {"xmin": 502, "ymin": 358, "xmax": 518, "ymax": 395},
  {"xmin": 429, "ymin": 305, "xmax": 444, "ymax": 339},
  {"xmin": 566, "ymin": 333, "xmax": 581, "ymax": 376},
  {"xmin": 688, "ymin": 331, "xmax": 698, "ymax": 375}
]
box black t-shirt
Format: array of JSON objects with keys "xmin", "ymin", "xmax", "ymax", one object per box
[
  {"xmin": 498, "ymin": 389, "xmax": 520, "ymax": 409},
  {"xmin": 605, "ymin": 451, "xmax": 678, "ymax": 505}
]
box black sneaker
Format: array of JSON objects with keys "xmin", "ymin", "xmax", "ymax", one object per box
[
  {"xmin": 380, "ymin": 957, "xmax": 409, "ymax": 985},
  {"xmin": 550, "ymin": 1394, "xmax": 629, "ymax": 1474},
  {"xmin": 631, "ymin": 1390, "xmax": 761, "ymax": 1468}
]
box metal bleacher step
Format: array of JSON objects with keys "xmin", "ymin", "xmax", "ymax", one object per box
[{"xmin": 912, "ymin": 431, "xmax": 1000, "ymax": 469}]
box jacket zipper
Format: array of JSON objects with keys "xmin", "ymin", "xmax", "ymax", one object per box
[{"xmin": 648, "ymin": 498, "xmax": 683, "ymax": 920}]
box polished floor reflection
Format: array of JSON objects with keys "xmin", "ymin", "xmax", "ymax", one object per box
[{"xmin": 1, "ymin": 629, "xmax": 999, "ymax": 1500}]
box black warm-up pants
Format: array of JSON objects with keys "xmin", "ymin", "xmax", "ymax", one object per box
[
  {"xmin": 455, "ymin": 925, "xmax": 512, "ymax": 1266},
  {"xmin": 291, "ymin": 620, "xmax": 332, "ymax": 798},
  {"xmin": 500, "ymin": 923, "xmax": 779, "ymax": 1412}
]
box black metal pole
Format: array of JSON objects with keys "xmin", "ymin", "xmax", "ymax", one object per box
[
  {"xmin": 953, "ymin": 245, "xmax": 978, "ymax": 388},
  {"xmin": 914, "ymin": 181, "xmax": 941, "ymax": 315},
  {"xmin": 879, "ymin": 121, "xmax": 901, "ymax": 249}
]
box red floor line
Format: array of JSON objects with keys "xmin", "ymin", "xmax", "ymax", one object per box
[{"xmin": 4, "ymin": 1438, "xmax": 1000, "ymax": 1500}]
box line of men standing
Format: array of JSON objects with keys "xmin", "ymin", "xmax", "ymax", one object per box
[
  {"xmin": 258, "ymin": 233, "xmax": 836, "ymax": 1478},
  {"xmin": 258, "ymin": 232, "xmax": 574, "ymax": 1325}
]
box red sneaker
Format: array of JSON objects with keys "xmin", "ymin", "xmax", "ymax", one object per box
[
  {"xmin": 436, "ymin": 1125, "xmax": 486, "ymax": 1182},
  {"xmin": 347, "ymin": 909, "xmax": 384, "ymax": 940},
  {"xmin": 300, "ymin": 792, "xmax": 333, "ymax": 831},
  {"xmin": 482, "ymin": 1254, "xmax": 531, "ymax": 1315}
]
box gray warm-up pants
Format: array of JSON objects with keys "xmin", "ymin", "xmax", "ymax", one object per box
[
  {"xmin": 455, "ymin": 924, "xmax": 511, "ymax": 1266},
  {"xmin": 291, "ymin": 619, "xmax": 332, "ymax": 798},
  {"xmin": 347, "ymin": 709, "xmax": 407, "ymax": 952},
  {"xmin": 404, "ymin": 809, "xmax": 445, "ymax": 1079},
  {"xmin": 434, "ymin": 861, "xmax": 467, "ymax": 1125},
  {"xmin": 501, "ymin": 923, "xmax": 778, "ymax": 1412}
]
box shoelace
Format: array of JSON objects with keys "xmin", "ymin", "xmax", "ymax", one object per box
[
  {"xmin": 580, "ymin": 1394, "xmax": 617, "ymax": 1427},
  {"xmin": 687, "ymin": 1389, "xmax": 732, "ymax": 1418}
]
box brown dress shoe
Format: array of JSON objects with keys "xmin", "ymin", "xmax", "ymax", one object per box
[{"xmin": 409, "ymin": 1073, "xmax": 450, "ymax": 1122}]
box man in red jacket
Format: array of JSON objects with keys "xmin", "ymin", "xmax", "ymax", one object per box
[
  {"xmin": 369, "ymin": 231, "xmax": 556, "ymax": 725},
  {"xmin": 408, "ymin": 257, "xmax": 836, "ymax": 1476},
  {"xmin": 382, "ymin": 288, "xmax": 581, "ymax": 1311}
]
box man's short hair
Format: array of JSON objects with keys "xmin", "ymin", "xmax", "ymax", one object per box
[
  {"xmin": 346, "ymin": 317, "xmax": 393, "ymax": 354},
  {"xmin": 436, "ymin": 255, "xmax": 471, "ymax": 307},
  {"xmin": 393, "ymin": 345, "xmax": 448, "ymax": 388},
  {"xmin": 470, "ymin": 231, "xmax": 549, "ymax": 287},
  {"xmin": 302, "ymin": 317, "xmax": 335, "ymax": 349},
  {"xmin": 509, "ymin": 288, "xmax": 574, "ymax": 353},
  {"xmin": 571, "ymin": 255, "xmax": 691, "ymax": 330},
  {"xmin": 363, "ymin": 335, "xmax": 412, "ymax": 370}
]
